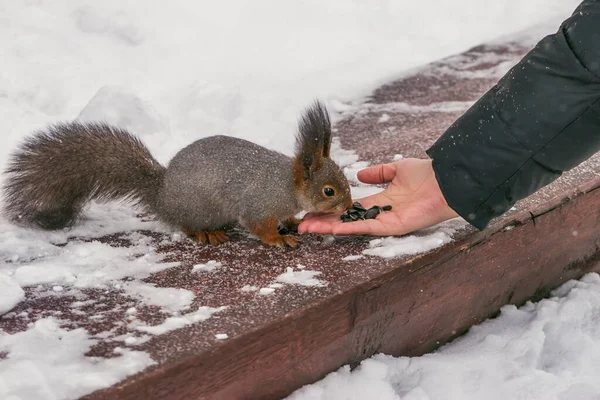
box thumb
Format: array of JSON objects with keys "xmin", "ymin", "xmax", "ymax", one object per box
[{"xmin": 357, "ymin": 163, "xmax": 396, "ymax": 184}]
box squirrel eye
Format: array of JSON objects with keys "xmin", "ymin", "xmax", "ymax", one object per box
[{"xmin": 323, "ymin": 187, "xmax": 335, "ymax": 197}]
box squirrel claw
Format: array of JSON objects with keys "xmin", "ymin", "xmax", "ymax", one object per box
[
  {"xmin": 280, "ymin": 234, "xmax": 298, "ymax": 248},
  {"xmin": 261, "ymin": 234, "xmax": 298, "ymax": 248},
  {"xmin": 183, "ymin": 229, "xmax": 229, "ymax": 245},
  {"xmin": 206, "ymin": 231, "xmax": 229, "ymax": 245}
]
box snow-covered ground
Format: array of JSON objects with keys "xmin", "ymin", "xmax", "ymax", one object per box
[{"xmin": 0, "ymin": 1, "xmax": 593, "ymax": 399}]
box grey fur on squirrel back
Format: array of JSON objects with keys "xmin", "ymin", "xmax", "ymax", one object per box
[
  {"xmin": 2, "ymin": 100, "xmax": 351, "ymax": 233},
  {"xmin": 158, "ymin": 135, "xmax": 300, "ymax": 231}
]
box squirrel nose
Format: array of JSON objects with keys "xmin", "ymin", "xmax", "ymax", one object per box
[
  {"xmin": 345, "ymin": 197, "xmax": 353, "ymax": 209},
  {"xmin": 338, "ymin": 199, "xmax": 352, "ymax": 211}
]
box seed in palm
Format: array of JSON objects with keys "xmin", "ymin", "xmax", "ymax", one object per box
[{"xmin": 339, "ymin": 201, "xmax": 393, "ymax": 222}]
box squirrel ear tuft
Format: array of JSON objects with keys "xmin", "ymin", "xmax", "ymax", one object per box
[
  {"xmin": 300, "ymin": 153, "xmax": 315, "ymax": 180},
  {"xmin": 294, "ymin": 99, "xmax": 332, "ymax": 179}
]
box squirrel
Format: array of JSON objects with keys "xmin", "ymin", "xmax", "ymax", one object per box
[{"xmin": 2, "ymin": 100, "xmax": 352, "ymax": 248}]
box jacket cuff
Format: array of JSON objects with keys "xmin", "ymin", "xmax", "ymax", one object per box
[{"xmin": 425, "ymin": 89, "xmax": 560, "ymax": 230}]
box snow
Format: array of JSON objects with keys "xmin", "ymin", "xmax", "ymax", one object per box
[
  {"xmin": 258, "ymin": 288, "xmax": 276, "ymax": 296},
  {"xmin": 363, "ymin": 219, "xmax": 467, "ymax": 259},
  {"xmin": 342, "ymin": 255, "xmax": 364, "ymax": 262},
  {"xmin": 135, "ymin": 306, "xmax": 227, "ymax": 335},
  {"xmin": 289, "ymin": 273, "xmax": 600, "ymax": 400},
  {"xmin": 121, "ymin": 281, "xmax": 195, "ymax": 313},
  {"xmin": 338, "ymin": 100, "xmax": 475, "ymax": 117},
  {"xmin": 192, "ymin": 260, "xmax": 223, "ymax": 273},
  {"xmin": 254, "ymin": 268, "xmax": 328, "ymax": 297},
  {"xmin": 378, "ymin": 114, "xmax": 391, "ymax": 123},
  {"xmin": 0, "ymin": 318, "xmax": 154, "ymax": 400},
  {"xmin": 77, "ymin": 86, "xmax": 169, "ymax": 137},
  {"xmin": 0, "ymin": 273, "xmax": 25, "ymax": 315},
  {"xmin": 275, "ymin": 267, "xmax": 328, "ymax": 287},
  {"xmin": 0, "ymin": 1, "xmax": 580, "ymax": 165},
  {"xmin": 268, "ymin": 283, "xmax": 285, "ymax": 289},
  {"xmin": 8, "ymin": 239, "xmax": 179, "ymax": 291},
  {"xmin": 0, "ymin": 0, "xmax": 587, "ymax": 399}
]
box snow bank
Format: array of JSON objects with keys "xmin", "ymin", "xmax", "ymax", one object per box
[
  {"xmin": 0, "ymin": 318, "xmax": 154, "ymax": 400},
  {"xmin": 0, "ymin": 0, "xmax": 580, "ymax": 166}
]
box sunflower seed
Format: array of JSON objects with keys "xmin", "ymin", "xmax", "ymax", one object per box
[
  {"xmin": 352, "ymin": 202, "xmax": 366, "ymax": 212},
  {"xmin": 340, "ymin": 201, "xmax": 392, "ymax": 222},
  {"xmin": 364, "ymin": 207, "xmax": 381, "ymax": 219}
]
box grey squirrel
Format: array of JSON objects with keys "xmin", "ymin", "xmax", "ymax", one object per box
[{"xmin": 2, "ymin": 100, "xmax": 352, "ymax": 247}]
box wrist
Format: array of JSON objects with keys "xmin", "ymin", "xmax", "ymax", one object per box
[{"xmin": 427, "ymin": 159, "xmax": 459, "ymax": 220}]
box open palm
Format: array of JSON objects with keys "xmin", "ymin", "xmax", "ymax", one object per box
[{"xmin": 298, "ymin": 158, "xmax": 458, "ymax": 236}]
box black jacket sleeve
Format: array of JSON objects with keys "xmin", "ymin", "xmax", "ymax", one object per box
[{"xmin": 426, "ymin": 0, "xmax": 600, "ymax": 230}]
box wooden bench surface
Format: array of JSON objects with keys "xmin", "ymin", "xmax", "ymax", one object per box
[{"xmin": 2, "ymin": 38, "xmax": 599, "ymax": 400}]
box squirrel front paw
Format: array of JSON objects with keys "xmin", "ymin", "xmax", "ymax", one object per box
[
  {"xmin": 278, "ymin": 216, "xmax": 302, "ymax": 234},
  {"xmin": 251, "ymin": 219, "xmax": 298, "ymax": 248}
]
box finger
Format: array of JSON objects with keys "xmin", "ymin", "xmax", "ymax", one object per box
[
  {"xmin": 298, "ymin": 219, "xmax": 337, "ymax": 234},
  {"xmin": 357, "ymin": 163, "xmax": 396, "ymax": 184},
  {"xmin": 300, "ymin": 213, "xmax": 317, "ymax": 222},
  {"xmin": 298, "ymin": 214, "xmax": 339, "ymax": 233},
  {"xmin": 333, "ymin": 210, "xmax": 415, "ymax": 236},
  {"xmin": 301, "ymin": 211, "xmax": 334, "ymax": 221},
  {"xmin": 331, "ymin": 219, "xmax": 386, "ymax": 235}
]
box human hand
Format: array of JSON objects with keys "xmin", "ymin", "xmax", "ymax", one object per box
[{"xmin": 298, "ymin": 158, "xmax": 458, "ymax": 236}]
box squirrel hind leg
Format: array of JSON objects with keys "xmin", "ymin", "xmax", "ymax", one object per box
[
  {"xmin": 248, "ymin": 218, "xmax": 298, "ymax": 248},
  {"xmin": 3, "ymin": 180, "xmax": 83, "ymax": 229},
  {"xmin": 9, "ymin": 203, "xmax": 81, "ymax": 230},
  {"xmin": 183, "ymin": 228, "xmax": 229, "ymax": 245},
  {"xmin": 34, "ymin": 208, "xmax": 79, "ymax": 230}
]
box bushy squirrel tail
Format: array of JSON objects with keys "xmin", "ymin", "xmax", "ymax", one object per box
[{"xmin": 2, "ymin": 122, "xmax": 166, "ymax": 229}]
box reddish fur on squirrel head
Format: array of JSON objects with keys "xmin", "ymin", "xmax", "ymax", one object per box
[{"xmin": 293, "ymin": 100, "xmax": 352, "ymax": 213}]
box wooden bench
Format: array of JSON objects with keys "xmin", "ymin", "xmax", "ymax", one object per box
[{"xmin": 4, "ymin": 37, "xmax": 599, "ymax": 400}]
